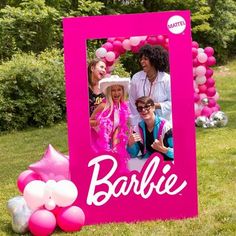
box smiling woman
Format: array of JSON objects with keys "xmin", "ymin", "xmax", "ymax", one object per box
[
  {"xmin": 129, "ymin": 44, "xmax": 171, "ymax": 127},
  {"xmin": 88, "ymin": 58, "xmax": 107, "ymax": 116}
]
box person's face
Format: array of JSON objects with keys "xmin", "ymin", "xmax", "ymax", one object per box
[
  {"xmin": 139, "ymin": 55, "xmax": 154, "ymax": 73},
  {"xmin": 111, "ymin": 85, "xmax": 124, "ymax": 103},
  {"xmin": 136, "ymin": 102, "xmax": 155, "ymax": 120},
  {"xmin": 92, "ymin": 61, "xmax": 106, "ymax": 81}
]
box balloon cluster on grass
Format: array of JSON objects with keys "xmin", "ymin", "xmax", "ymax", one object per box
[
  {"xmin": 7, "ymin": 145, "xmax": 85, "ymax": 235},
  {"xmin": 95, "ymin": 35, "xmax": 227, "ymax": 128}
]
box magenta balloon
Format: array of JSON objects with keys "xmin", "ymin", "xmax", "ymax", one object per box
[
  {"xmin": 204, "ymin": 47, "xmax": 214, "ymax": 56},
  {"xmin": 116, "ymin": 37, "xmax": 125, "ymax": 42},
  {"xmin": 193, "ymin": 58, "xmax": 200, "ymax": 67},
  {"xmin": 198, "ymin": 84, "xmax": 208, "ymax": 94},
  {"xmin": 57, "ymin": 206, "xmax": 85, "ymax": 232},
  {"xmin": 201, "ymin": 106, "xmax": 212, "ymax": 117},
  {"xmin": 207, "ymin": 56, "xmax": 216, "ymax": 66},
  {"xmin": 131, "ymin": 45, "xmax": 140, "ymax": 53},
  {"xmin": 102, "ymin": 42, "xmax": 113, "ymax": 52},
  {"xmin": 205, "ymin": 77, "xmax": 215, "ymax": 88},
  {"xmin": 107, "ymin": 37, "xmax": 115, "ymax": 43},
  {"xmin": 146, "ymin": 36, "xmax": 157, "ymax": 45},
  {"xmin": 156, "ymin": 35, "xmax": 165, "ymax": 44},
  {"xmin": 205, "ymin": 68, "xmax": 214, "ymax": 78},
  {"xmin": 112, "ymin": 40, "xmax": 122, "ymax": 52},
  {"xmin": 192, "ymin": 41, "xmax": 199, "ymax": 48},
  {"xmin": 29, "ymin": 209, "xmax": 56, "ymax": 236},
  {"xmin": 17, "ymin": 170, "xmax": 41, "ymax": 193},
  {"xmin": 211, "ymin": 106, "xmax": 219, "ymax": 113},
  {"xmin": 192, "ymin": 48, "xmax": 198, "ymax": 58},
  {"xmin": 208, "ymin": 98, "xmax": 216, "ymax": 107},
  {"xmin": 194, "ymin": 93, "xmax": 200, "ymax": 102},
  {"xmin": 206, "ymin": 87, "xmax": 216, "ymax": 97}
]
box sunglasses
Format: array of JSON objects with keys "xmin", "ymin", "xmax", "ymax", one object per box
[{"xmin": 136, "ymin": 104, "xmax": 152, "ymax": 113}]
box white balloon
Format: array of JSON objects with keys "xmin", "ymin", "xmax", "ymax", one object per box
[
  {"xmin": 44, "ymin": 199, "xmax": 56, "ymax": 211},
  {"xmin": 197, "ymin": 52, "xmax": 208, "ymax": 63},
  {"xmin": 195, "ymin": 75, "xmax": 207, "ymax": 85},
  {"xmin": 95, "ymin": 47, "xmax": 107, "ymax": 58},
  {"xmin": 23, "ymin": 180, "xmax": 46, "ymax": 210},
  {"xmin": 195, "ymin": 65, "xmax": 206, "ymax": 76},
  {"xmin": 52, "ymin": 180, "xmax": 78, "ymax": 207},
  {"xmin": 122, "ymin": 39, "xmax": 131, "ymax": 50},
  {"xmin": 129, "ymin": 36, "xmax": 141, "ymax": 46},
  {"xmin": 197, "ymin": 48, "xmax": 204, "ymax": 54},
  {"xmin": 105, "ymin": 51, "xmax": 115, "ymax": 62}
]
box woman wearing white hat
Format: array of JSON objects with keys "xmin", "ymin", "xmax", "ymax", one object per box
[{"xmin": 90, "ymin": 75, "xmax": 130, "ymax": 172}]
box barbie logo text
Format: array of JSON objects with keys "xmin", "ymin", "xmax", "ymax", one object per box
[{"xmin": 87, "ymin": 155, "xmax": 187, "ymax": 206}]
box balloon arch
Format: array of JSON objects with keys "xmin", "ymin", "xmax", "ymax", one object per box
[{"xmin": 95, "ymin": 35, "xmax": 227, "ymax": 127}]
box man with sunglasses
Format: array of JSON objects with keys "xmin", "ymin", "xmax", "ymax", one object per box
[{"xmin": 127, "ymin": 96, "xmax": 173, "ymax": 161}]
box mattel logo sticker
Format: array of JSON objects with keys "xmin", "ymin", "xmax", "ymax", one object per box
[{"xmin": 167, "ymin": 15, "xmax": 186, "ymax": 34}]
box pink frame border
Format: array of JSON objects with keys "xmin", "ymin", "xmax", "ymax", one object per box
[{"xmin": 63, "ymin": 11, "xmax": 198, "ymax": 225}]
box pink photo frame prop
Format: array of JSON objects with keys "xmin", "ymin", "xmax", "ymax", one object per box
[{"xmin": 63, "ymin": 11, "xmax": 198, "ymax": 225}]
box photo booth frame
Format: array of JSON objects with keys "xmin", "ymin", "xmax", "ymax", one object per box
[{"xmin": 63, "ymin": 11, "xmax": 198, "ymax": 225}]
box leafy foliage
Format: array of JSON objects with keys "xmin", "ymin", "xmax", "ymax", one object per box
[{"xmin": 0, "ymin": 49, "xmax": 65, "ymax": 131}]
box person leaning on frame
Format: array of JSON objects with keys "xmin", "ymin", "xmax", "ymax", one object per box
[{"xmin": 127, "ymin": 96, "xmax": 173, "ymax": 161}]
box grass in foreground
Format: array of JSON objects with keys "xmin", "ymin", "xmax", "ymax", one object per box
[{"xmin": 0, "ymin": 60, "xmax": 236, "ymax": 235}]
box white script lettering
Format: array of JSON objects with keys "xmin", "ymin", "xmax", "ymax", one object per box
[{"xmin": 87, "ymin": 155, "xmax": 187, "ymax": 206}]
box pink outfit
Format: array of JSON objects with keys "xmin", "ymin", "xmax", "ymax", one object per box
[{"xmin": 91, "ymin": 101, "xmax": 130, "ymax": 173}]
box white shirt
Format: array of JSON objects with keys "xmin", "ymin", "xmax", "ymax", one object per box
[{"xmin": 129, "ymin": 70, "xmax": 172, "ymax": 127}]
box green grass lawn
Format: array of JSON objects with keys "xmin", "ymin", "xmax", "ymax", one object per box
[{"xmin": 0, "ymin": 60, "xmax": 236, "ymax": 235}]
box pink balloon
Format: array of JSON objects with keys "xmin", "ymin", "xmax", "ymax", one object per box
[
  {"xmin": 107, "ymin": 37, "xmax": 115, "ymax": 43},
  {"xmin": 208, "ymin": 98, "xmax": 216, "ymax": 107},
  {"xmin": 193, "ymin": 58, "xmax": 200, "ymax": 67},
  {"xmin": 205, "ymin": 68, "xmax": 214, "ymax": 78},
  {"xmin": 102, "ymin": 42, "xmax": 113, "ymax": 52},
  {"xmin": 205, "ymin": 77, "xmax": 215, "ymax": 87},
  {"xmin": 206, "ymin": 87, "xmax": 216, "ymax": 97},
  {"xmin": 112, "ymin": 40, "xmax": 123, "ymax": 53},
  {"xmin": 17, "ymin": 170, "xmax": 42, "ymax": 193},
  {"xmin": 146, "ymin": 36, "xmax": 157, "ymax": 45},
  {"xmin": 57, "ymin": 206, "xmax": 85, "ymax": 232},
  {"xmin": 156, "ymin": 35, "xmax": 165, "ymax": 45},
  {"xmin": 192, "ymin": 41, "xmax": 199, "ymax": 48},
  {"xmin": 116, "ymin": 37, "xmax": 125, "ymax": 42},
  {"xmin": 122, "ymin": 39, "xmax": 131, "ymax": 50},
  {"xmin": 29, "ymin": 144, "xmax": 70, "ymax": 182},
  {"xmin": 29, "ymin": 209, "xmax": 56, "ymax": 236},
  {"xmin": 201, "ymin": 106, "xmax": 212, "ymax": 117},
  {"xmin": 105, "ymin": 51, "xmax": 115, "ymax": 62},
  {"xmin": 207, "ymin": 56, "xmax": 216, "ymax": 66},
  {"xmin": 192, "ymin": 48, "xmax": 198, "ymax": 58},
  {"xmin": 199, "ymin": 93, "xmax": 207, "ymax": 101},
  {"xmin": 131, "ymin": 45, "xmax": 140, "ymax": 53},
  {"xmin": 204, "ymin": 47, "xmax": 214, "ymax": 56},
  {"xmin": 211, "ymin": 104, "xmax": 220, "ymax": 112},
  {"xmin": 197, "ymin": 52, "xmax": 208, "ymax": 63},
  {"xmin": 212, "ymin": 91, "xmax": 219, "ymax": 101},
  {"xmin": 198, "ymin": 84, "xmax": 207, "ymax": 94},
  {"xmin": 194, "ymin": 93, "xmax": 200, "ymax": 102},
  {"xmin": 195, "ymin": 65, "xmax": 206, "ymax": 76}
]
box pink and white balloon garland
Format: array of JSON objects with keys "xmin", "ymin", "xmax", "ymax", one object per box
[{"xmin": 95, "ymin": 35, "xmax": 224, "ymax": 127}]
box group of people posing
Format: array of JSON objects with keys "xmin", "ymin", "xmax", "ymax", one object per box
[{"xmin": 88, "ymin": 44, "xmax": 173, "ymax": 172}]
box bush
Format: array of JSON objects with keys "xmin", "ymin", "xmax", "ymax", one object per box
[{"xmin": 0, "ymin": 49, "xmax": 65, "ymax": 131}]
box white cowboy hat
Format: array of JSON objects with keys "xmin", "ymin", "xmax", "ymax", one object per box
[{"xmin": 99, "ymin": 75, "xmax": 130, "ymax": 94}]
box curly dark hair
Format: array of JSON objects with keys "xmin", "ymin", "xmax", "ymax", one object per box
[{"xmin": 138, "ymin": 44, "xmax": 169, "ymax": 72}]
